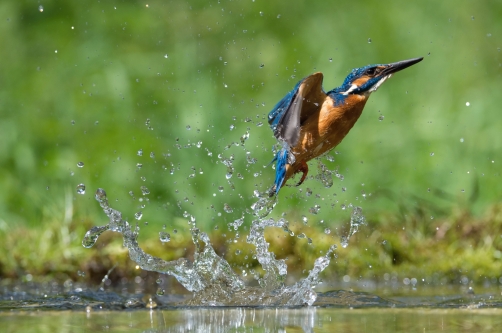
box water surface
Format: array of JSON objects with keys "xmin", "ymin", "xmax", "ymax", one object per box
[{"xmin": 2, "ymin": 307, "xmax": 501, "ymax": 333}]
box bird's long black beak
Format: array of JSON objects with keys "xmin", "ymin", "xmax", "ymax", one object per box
[{"xmin": 381, "ymin": 57, "xmax": 423, "ymax": 76}]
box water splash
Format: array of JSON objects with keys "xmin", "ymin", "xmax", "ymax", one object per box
[
  {"xmin": 81, "ymin": 124, "xmax": 367, "ymax": 306},
  {"xmin": 316, "ymin": 160, "xmax": 334, "ymax": 188},
  {"xmin": 83, "ymin": 188, "xmax": 338, "ymax": 306},
  {"xmin": 341, "ymin": 206, "xmax": 366, "ymax": 248},
  {"xmin": 250, "ymin": 190, "xmax": 278, "ymax": 218}
]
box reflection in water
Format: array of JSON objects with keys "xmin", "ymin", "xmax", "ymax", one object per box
[
  {"xmin": 3, "ymin": 306, "xmax": 502, "ymax": 333},
  {"xmin": 153, "ymin": 307, "xmax": 317, "ymax": 333}
]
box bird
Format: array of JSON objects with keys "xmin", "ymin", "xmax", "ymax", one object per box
[{"xmin": 267, "ymin": 57, "xmax": 423, "ymax": 196}]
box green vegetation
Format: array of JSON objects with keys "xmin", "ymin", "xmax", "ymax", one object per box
[{"xmin": 0, "ymin": 0, "xmax": 501, "ymax": 287}]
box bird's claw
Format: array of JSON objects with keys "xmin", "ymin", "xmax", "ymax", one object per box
[{"xmin": 294, "ymin": 161, "xmax": 309, "ymax": 186}]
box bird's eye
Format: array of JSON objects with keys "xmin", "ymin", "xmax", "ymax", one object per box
[{"xmin": 365, "ymin": 68, "xmax": 376, "ymax": 76}]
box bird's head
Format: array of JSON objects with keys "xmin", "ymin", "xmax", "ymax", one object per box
[{"xmin": 335, "ymin": 57, "xmax": 423, "ymax": 96}]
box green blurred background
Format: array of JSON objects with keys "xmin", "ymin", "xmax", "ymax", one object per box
[{"xmin": 0, "ymin": 0, "xmax": 501, "ymax": 284}]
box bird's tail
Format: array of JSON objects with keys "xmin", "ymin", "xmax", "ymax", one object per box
[{"xmin": 269, "ymin": 143, "xmax": 291, "ymax": 196}]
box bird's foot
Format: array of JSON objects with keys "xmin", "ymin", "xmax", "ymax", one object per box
[{"xmin": 294, "ymin": 161, "xmax": 309, "ymax": 186}]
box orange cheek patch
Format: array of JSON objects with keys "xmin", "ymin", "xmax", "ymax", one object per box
[{"xmin": 352, "ymin": 76, "xmax": 370, "ymax": 87}]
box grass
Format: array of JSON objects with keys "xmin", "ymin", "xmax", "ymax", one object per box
[{"xmin": 1, "ymin": 197, "xmax": 501, "ymax": 289}]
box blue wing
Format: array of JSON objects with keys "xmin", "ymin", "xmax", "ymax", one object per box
[
  {"xmin": 267, "ymin": 73, "xmax": 325, "ymax": 147},
  {"xmin": 267, "ymin": 80, "xmax": 302, "ymax": 138},
  {"xmin": 267, "ymin": 73, "xmax": 326, "ymax": 195}
]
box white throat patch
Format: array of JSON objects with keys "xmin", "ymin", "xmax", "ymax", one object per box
[
  {"xmin": 367, "ymin": 74, "xmax": 393, "ymax": 94},
  {"xmin": 341, "ymin": 84, "xmax": 358, "ymax": 96}
]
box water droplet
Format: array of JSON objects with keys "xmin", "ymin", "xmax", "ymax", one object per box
[
  {"xmin": 186, "ymin": 125, "xmax": 191, "ymax": 130},
  {"xmin": 466, "ymin": 102, "xmax": 470, "ymax": 106},
  {"xmin": 224, "ymin": 203, "xmax": 233, "ymax": 213},
  {"xmin": 430, "ymin": 152, "xmax": 434, "ymax": 156},
  {"xmin": 77, "ymin": 161, "xmax": 84, "ymax": 168},
  {"xmin": 259, "ymin": 11, "xmax": 264, "ymax": 16},
  {"xmin": 259, "ymin": 63, "xmax": 265, "ymax": 68},
  {"xmin": 329, "ymin": 58, "xmax": 333, "ymax": 62},
  {"xmin": 341, "ymin": 236, "xmax": 349, "ymax": 248},
  {"xmin": 235, "ymin": 249, "xmax": 241, "ymax": 255},
  {"xmin": 240, "ymin": 132, "xmax": 250, "ymax": 145},
  {"xmin": 146, "ymin": 299, "xmax": 157, "ymax": 309},
  {"xmin": 137, "ymin": 149, "xmax": 143, "ymax": 156},
  {"xmin": 378, "ymin": 115, "xmax": 384, "ymax": 121},
  {"xmin": 150, "ymin": 152, "xmax": 155, "ymax": 158},
  {"xmin": 305, "ymin": 188, "xmax": 313, "ymax": 197},
  {"xmin": 309, "ymin": 205, "xmax": 320, "ymax": 215},
  {"xmin": 140, "ymin": 186, "xmax": 150, "ymax": 195},
  {"xmin": 159, "ymin": 231, "xmax": 171, "ymax": 243},
  {"xmin": 38, "ymin": 5, "xmax": 44, "ymax": 12},
  {"xmin": 76, "ymin": 184, "xmax": 86, "ymax": 195},
  {"xmin": 164, "ymin": 54, "xmax": 168, "ymax": 59},
  {"xmin": 324, "ymin": 228, "xmax": 331, "ymax": 235},
  {"xmin": 135, "ymin": 211, "xmax": 143, "ymax": 220},
  {"xmin": 82, "ymin": 225, "xmax": 109, "ymax": 248},
  {"xmin": 301, "ymin": 215, "xmax": 308, "ymax": 225},
  {"xmin": 368, "ymin": 38, "xmax": 372, "ymax": 43},
  {"xmin": 156, "ymin": 288, "xmax": 165, "ymax": 296},
  {"xmin": 297, "ymin": 233, "xmax": 306, "ymax": 239},
  {"xmin": 229, "ymin": 124, "xmax": 235, "ymax": 130}
]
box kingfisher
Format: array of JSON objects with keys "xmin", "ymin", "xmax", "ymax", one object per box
[{"xmin": 268, "ymin": 57, "xmax": 423, "ymax": 196}]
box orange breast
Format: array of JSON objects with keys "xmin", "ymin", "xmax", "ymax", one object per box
[{"xmin": 285, "ymin": 94, "xmax": 369, "ymax": 183}]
